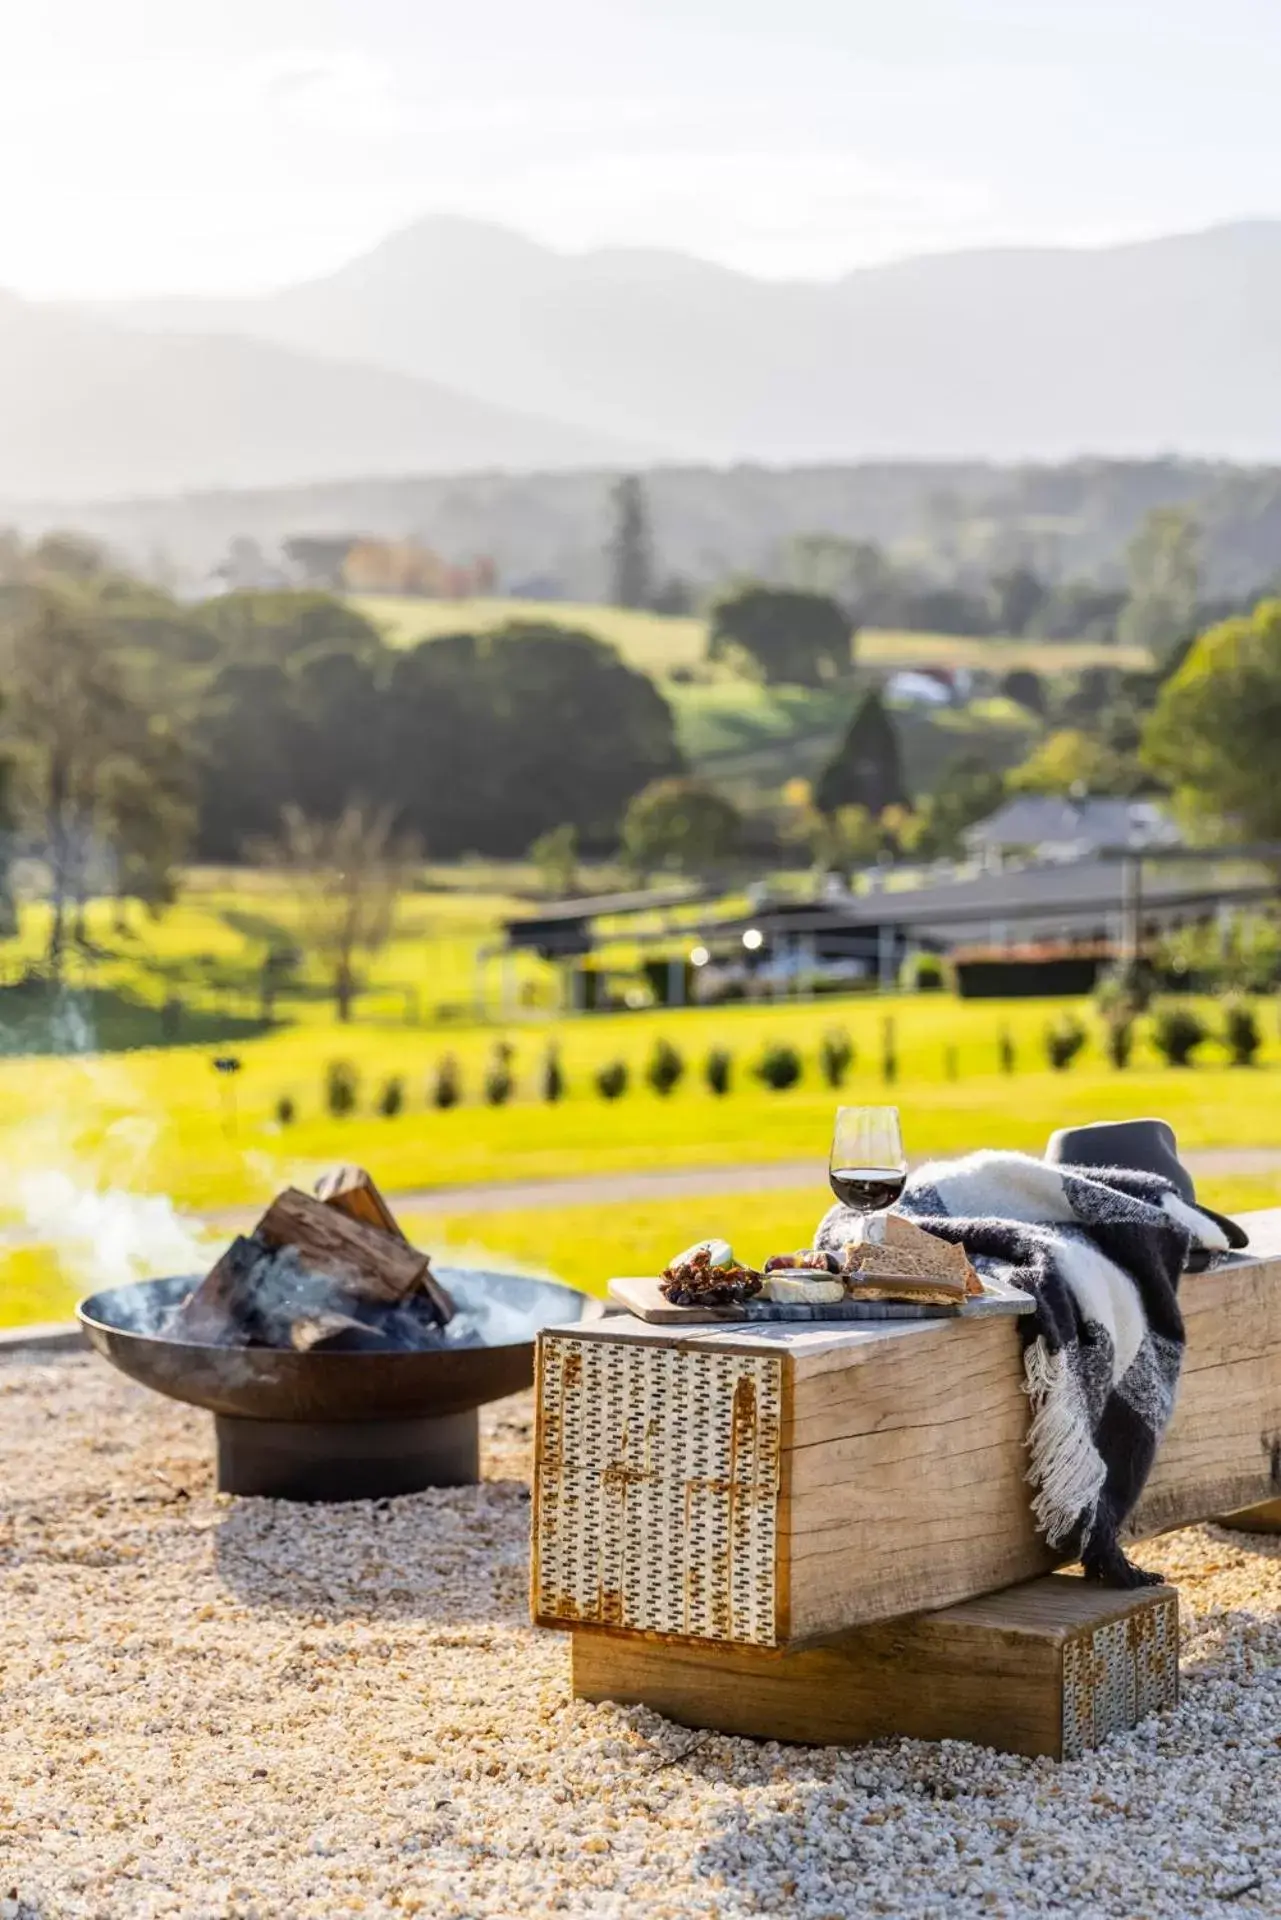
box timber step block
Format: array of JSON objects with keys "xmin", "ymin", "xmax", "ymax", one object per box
[
  {"xmin": 533, "ymin": 1213, "xmax": 1281, "ymax": 1648},
  {"xmin": 571, "ymin": 1574, "xmax": 1180, "ymax": 1761},
  {"xmin": 1216, "ymin": 1498, "xmax": 1281, "ymax": 1535}
]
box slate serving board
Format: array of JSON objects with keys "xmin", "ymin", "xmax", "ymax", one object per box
[{"xmin": 606, "ymin": 1274, "xmax": 1034, "ymax": 1325}]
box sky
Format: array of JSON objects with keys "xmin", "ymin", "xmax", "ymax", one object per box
[{"xmin": 5, "ymin": 0, "xmax": 1281, "ymax": 297}]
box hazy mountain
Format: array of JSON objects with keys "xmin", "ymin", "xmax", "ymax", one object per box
[
  {"xmin": 0, "ymin": 289, "xmax": 642, "ymax": 501},
  {"xmin": 101, "ymin": 217, "xmax": 1281, "ymax": 465}
]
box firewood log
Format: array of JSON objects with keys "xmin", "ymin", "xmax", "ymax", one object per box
[
  {"xmin": 170, "ymin": 1236, "xmax": 270, "ymax": 1345},
  {"xmin": 314, "ymin": 1166, "xmax": 456, "ymax": 1324},
  {"xmin": 251, "ymin": 1188, "xmax": 432, "ymax": 1304},
  {"xmin": 314, "ymin": 1164, "xmax": 406, "ymax": 1239}
]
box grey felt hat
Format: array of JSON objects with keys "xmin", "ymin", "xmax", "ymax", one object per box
[{"xmin": 1045, "ymin": 1117, "xmax": 1248, "ymax": 1250}]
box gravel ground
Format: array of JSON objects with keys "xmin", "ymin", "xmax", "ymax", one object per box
[{"xmin": 2, "ymin": 1353, "xmax": 1279, "ymax": 1920}]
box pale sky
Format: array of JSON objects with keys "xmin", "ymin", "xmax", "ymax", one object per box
[{"xmin": 5, "ymin": 0, "xmax": 1281, "ymax": 297}]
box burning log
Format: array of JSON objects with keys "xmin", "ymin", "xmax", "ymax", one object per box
[
  {"xmin": 171, "ymin": 1176, "xmax": 455, "ymax": 1349},
  {"xmin": 171, "ymin": 1236, "xmax": 269, "ymax": 1347},
  {"xmin": 314, "ymin": 1164, "xmax": 407, "ymax": 1239},
  {"xmin": 254, "ymin": 1188, "xmax": 430, "ymax": 1304},
  {"xmin": 288, "ymin": 1311, "xmax": 397, "ymax": 1353},
  {"xmin": 314, "ymin": 1166, "xmax": 456, "ymax": 1324}
]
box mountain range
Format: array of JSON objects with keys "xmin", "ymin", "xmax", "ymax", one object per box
[{"xmin": 4, "ymin": 217, "xmax": 1281, "ymax": 500}]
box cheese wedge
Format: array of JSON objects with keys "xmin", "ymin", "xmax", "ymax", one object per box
[{"xmin": 764, "ymin": 1273, "xmax": 846, "ymax": 1306}]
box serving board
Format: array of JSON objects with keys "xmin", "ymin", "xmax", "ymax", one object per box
[{"xmin": 607, "ymin": 1273, "xmax": 1034, "ymax": 1324}]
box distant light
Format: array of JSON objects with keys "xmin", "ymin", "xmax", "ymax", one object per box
[
  {"xmin": 690, "ymin": 945, "xmax": 711, "ymax": 968},
  {"xmin": 742, "ymin": 927, "xmax": 764, "ymax": 952}
]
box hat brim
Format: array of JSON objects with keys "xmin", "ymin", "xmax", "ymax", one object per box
[{"xmin": 1196, "ymin": 1203, "xmax": 1250, "ymax": 1252}]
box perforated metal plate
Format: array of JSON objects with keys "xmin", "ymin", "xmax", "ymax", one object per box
[
  {"xmin": 533, "ymin": 1332, "xmax": 783, "ymax": 1646},
  {"xmin": 1061, "ymin": 1591, "xmax": 1179, "ymax": 1759}
]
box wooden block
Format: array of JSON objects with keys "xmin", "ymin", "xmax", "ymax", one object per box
[
  {"xmin": 571, "ymin": 1575, "xmax": 1180, "ymax": 1760},
  {"xmin": 533, "ymin": 1208, "xmax": 1281, "ymax": 1648},
  {"xmin": 1216, "ymin": 1498, "xmax": 1281, "ymax": 1534},
  {"xmin": 315, "ymin": 1167, "xmax": 456, "ymax": 1324}
]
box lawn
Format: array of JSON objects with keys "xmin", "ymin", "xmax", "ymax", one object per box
[
  {"xmin": 1, "ymin": 879, "xmax": 1276, "ymax": 1328},
  {"xmin": 1, "ymin": 962, "xmax": 1278, "ymax": 1324},
  {"xmin": 351, "ymin": 593, "xmax": 1150, "ymax": 680}
]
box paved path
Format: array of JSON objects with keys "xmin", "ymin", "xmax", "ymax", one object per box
[{"xmin": 193, "ymin": 1145, "xmax": 1281, "ymax": 1227}]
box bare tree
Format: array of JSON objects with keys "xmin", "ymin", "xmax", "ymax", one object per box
[{"xmin": 264, "ymin": 803, "xmax": 419, "ymax": 1023}]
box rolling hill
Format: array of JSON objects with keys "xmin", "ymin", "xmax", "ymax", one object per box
[
  {"xmin": 0, "ymin": 290, "xmax": 642, "ymax": 500},
  {"xmin": 101, "ymin": 215, "xmax": 1281, "ymax": 465}
]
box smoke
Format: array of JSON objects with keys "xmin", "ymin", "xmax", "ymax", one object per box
[{"xmin": 16, "ymin": 1167, "xmax": 216, "ymax": 1296}]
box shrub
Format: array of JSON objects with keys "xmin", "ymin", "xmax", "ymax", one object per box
[
  {"xmin": 431, "ymin": 1054, "xmax": 462, "ymax": 1109},
  {"xmin": 1043, "ymin": 1016, "xmax": 1087, "ymax": 1071},
  {"xmin": 1222, "ymin": 997, "xmax": 1262, "ymax": 1067},
  {"xmin": 755, "ymin": 1042, "xmax": 803, "ymax": 1091},
  {"xmin": 997, "ymin": 1027, "xmax": 1016, "ymax": 1074},
  {"xmin": 484, "ymin": 1042, "xmax": 515, "ymax": 1106},
  {"xmin": 704, "ymin": 1047, "xmax": 732, "ymax": 1097},
  {"xmin": 1103, "ymin": 1014, "xmax": 1134, "ymax": 1070},
  {"xmin": 881, "ymin": 1016, "xmax": 898, "ymax": 1085},
  {"xmin": 900, "ymin": 951, "xmax": 946, "ymax": 993},
  {"xmin": 377, "ymin": 1074, "xmax": 405, "ymax": 1117},
  {"xmin": 325, "ymin": 1059, "xmax": 359, "ymax": 1117},
  {"xmin": 1094, "ymin": 958, "xmax": 1157, "ymax": 1018},
  {"xmin": 818, "ymin": 1027, "xmax": 855, "ymax": 1089},
  {"xmin": 646, "ymin": 1038, "xmax": 685, "ymax": 1097},
  {"xmin": 1151, "ymin": 1002, "xmax": 1208, "ymax": 1068},
  {"xmin": 541, "ymin": 1042, "xmax": 565, "ymax": 1103},
  {"xmin": 275, "ymin": 1094, "xmax": 296, "ymax": 1126},
  {"xmin": 595, "ymin": 1058, "xmax": 629, "ymax": 1100}
]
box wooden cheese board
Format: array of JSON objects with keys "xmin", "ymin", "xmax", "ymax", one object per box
[{"xmin": 607, "ymin": 1272, "xmax": 1035, "ymax": 1325}]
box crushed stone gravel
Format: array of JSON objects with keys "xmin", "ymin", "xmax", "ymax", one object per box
[{"xmin": 1, "ymin": 1350, "xmax": 1279, "ymax": 1919}]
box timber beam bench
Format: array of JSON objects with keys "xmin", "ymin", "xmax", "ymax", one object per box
[{"xmin": 531, "ymin": 1208, "xmax": 1281, "ymax": 1755}]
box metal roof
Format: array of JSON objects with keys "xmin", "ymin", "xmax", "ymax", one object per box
[{"xmin": 963, "ymin": 796, "xmax": 1182, "ymax": 854}]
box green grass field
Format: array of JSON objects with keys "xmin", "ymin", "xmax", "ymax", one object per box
[
  {"xmin": 351, "ymin": 594, "xmax": 1151, "ymax": 681},
  {"xmin": 1, "ymin": 879, "xmax": 1276, "ymax": 1327}
]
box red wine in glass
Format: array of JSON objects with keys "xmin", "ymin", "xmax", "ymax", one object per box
[
  {"xmin": 828, "ymin": 1167, "xmax": 907, "ymax": 1212},
  {"xmin": 829, "ymin": 1107, "xmax": 907, "ymax": 1225}
]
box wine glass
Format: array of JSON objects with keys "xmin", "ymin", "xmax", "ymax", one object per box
[{"xmin": 829, "ymin": 1106, "xmax": 906, "ymax": 1243}]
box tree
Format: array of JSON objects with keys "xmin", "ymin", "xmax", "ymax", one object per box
[
  {"xmin": 801, "ymin": 802, "xmax": 883, "ymax": 876},
  {"xmin": 530, "ymin": 824, "xmax": 579, "ymax": 897},
  {"xmin": 913, "ymin": 754, "xmax": 1007, "ymax": 856},
  {"xmin": 991, "ymin": 567, "xmax": 1047, "ymax": 637},
  {"xmin": 28, "ymin": 529, "xmax": 111, "ymax": 583},
  {"xmin": 2, "ymin": 591, "xmax": 158, "ymax": 969},
  {"xmin": 385, "ymin": 624, "xmax": 682, "ymax": 857},
  {"xmin": 264, "ymin": 803, "xmax": 419, "ymax": 1023},
  {"xmin": 814, "ymin": 690, "xmax": 908, "ymax": 817},
  {"xmin": 100, "ymin": 725, "xmax": 196, "ymax": 929},
  {"xmin": 999, "ymin": 668, "xmax": 1045, "ymax": 715},
  {"xmin": 707, "ymin": 585, "xmax": 852, "ymax": 687},
  {"xmin": 607, "ymin": 476, "xmax": 654, "ymax": 610},
  {"xmin": 1117, "ymin": 507, "xmax": 1200, "ymax": 667},
  {"xmin": 0, "ymin": 690, "xmax": 13, "ymax": 938},
  {"xmin": 1006, "ymin": 728, "xmax": 1139, "ymax": 797},
  {"xmin": 622, "ymin": 779, "xmax": 742, "ymax": 875},
  {"xmin": 1142, "ymin": 597, "xmax": 1281, "ymax": 843},
  {"xmin": 196, "ymin": 590, "xmax": 384, "ymax": 667}
]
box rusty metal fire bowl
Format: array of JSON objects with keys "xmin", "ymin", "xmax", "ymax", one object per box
[{"xmin": 78, "ymin": 1269, "xmax": 602, "ymax": 1502}]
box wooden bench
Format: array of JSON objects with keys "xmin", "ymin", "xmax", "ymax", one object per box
[{"xmin": 531, "ymin": 1208, "xmax": 1281, "ymax": 1751}]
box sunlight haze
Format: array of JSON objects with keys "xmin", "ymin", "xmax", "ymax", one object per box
[{"xmin": 4, "ymin": 0, "xmax": 1281, "ymax": 296}]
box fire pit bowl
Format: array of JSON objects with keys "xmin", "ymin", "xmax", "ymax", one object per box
[{"xmin": 78, "ymin": 1268, "xmax": 603, "ymax": 1501}]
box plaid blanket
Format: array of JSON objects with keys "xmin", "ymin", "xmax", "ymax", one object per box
[{"xmin": 815, "ymin": 1150, "xmax": 1231, "ymax": 1585}]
